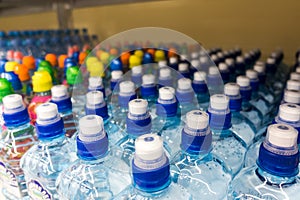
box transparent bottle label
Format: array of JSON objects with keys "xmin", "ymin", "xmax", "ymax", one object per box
[
  {"xmin": 27, "ymin": 179, "xmax": 52, "ymax": 200},
  {"xmin": 0, "ymin": 162, "xmax": 22, "ymax": 198},
  {"xmin": 231, "ymin": 123, "xmax": 255, "ymax": 147}
]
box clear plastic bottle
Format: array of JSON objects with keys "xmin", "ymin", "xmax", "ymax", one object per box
[
  {"xmin": 245, "ymin": 103, "xmax": 300, "ymax": 168},
  {"xmin": 224, "ymin": 83, "xmax": 256, "ymax": 147},
  {"xmin": 171, "ymin": 110, "xmax": 231, "ymax": 199},
  {"xmin": 111, "ymin": 80, "xmax": 137, "ymax": 129},
  {"xmin": 141, "ymin": 74, "xmax": 158, "ymax": 107},
  {"xmin": 115, "ymin": 134, "xmax": 193, "ymax": 200},
  {"xmin": 20, "ymin": 103, "xmax": 75, "ymax": 200},
  {"xmin": 131, "ymin": 65, "xmax": 143, "ymax": 86},
  {"xmin": 207, "ymin": 94, "xmax": 247, "ymax": 176},
  {"xmin": 229, "ymin": 124, "xmax": 300, "ymax": 199},
  {"xmin": 152, "ymin": 87, "xmax": 182, "ymax": 157},
  {"xmin": 0, "ymin": 94, "xmax": 36, "ymax": 199},
  {"xmin": 50, "ymin": 85, "xmax": 77, "ymax": 139},
  {"xmin": 85, "ymin": 91, "xmax": 126, "ymax": 145},
  {"xmin": 192, "ymin": 71, "xmax": 209, "ymax": 111},
  {"xmin": 158, "ymin": 67, "xmax": 173, "ymax": 88},
  {"xmin": 206, "ymin": 66, "xmax": 223, "ymax": 95},
  {"xmin": 178, "ymin": 63, "xmax": 190, "ymax": 79},
  {"xmin": 218, "ymin": 62, "xmax": 230, "ymax": 83},
  {"xmin": 88, "ymin": 76, "xmax": 106, "ymax": 99},
  {"xmin": 56, "ymin": 115, "xmax": 131, "ymax": 199}
]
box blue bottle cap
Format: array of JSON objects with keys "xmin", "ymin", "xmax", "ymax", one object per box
[
  {"xmin": 0, "ymin": 72, "xmax": 22, "ymax": 91},
  {"xmin": 110, "ymin": 58, "xmax": 123, "ymax": 71},
  {"xmin": 142, "ymin": 52, "xmax": 153, "ymax": 64},
  {"xmin": 0, "ymin": 59, "xmax": 7, "ymax": 73},
  {"xmin": 224, "ymin": 83, "xmax": 242, "ymax": 112}
]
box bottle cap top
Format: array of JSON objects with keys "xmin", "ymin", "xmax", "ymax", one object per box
[
  {"xmin": 119, "ymin": 81, "xmax": 135, "ymax": 93},
  {"xmin": 194, "ymin": 71, "xmax": 206, "ymax": 82},
  {"xmin": 51, "ymin": 85, "xmax": 68, "ymax": 99},
  {"xmin": 135, "ymin": 134, "xmax": 164, "ymax": 161},
  {"xmin": 4, "ymin": 61, "xmax": 18, "ymax": 72},
  {"xmin": 158, "ymin": 60, "xmax": 167, "ymax": 68},
  {"xmin": 290, "ymin": 72, "xmax": 300, "ymax": 81},
  {"xmin": 129, "ymin": 99, "xmax": 148, "ymax": 115},
  {"xmin": 129, "ymin": 55, "xmax": 142, "ymax": 68},
  {"xmin": 246, "ymin": 69, "xmax": 258, "ymax": 80},
  {"xmin": 87, "ymin": 61, "xmax": 104, "ymax": 77},
  {"xmin": 191, "ymin": 59, "xmax": 200, "ymax": 68},
  {"xmin": 286, "ymin": 80, "xmax": 300, "ymax": 91},
  {"xmin": 186, "ymin": 110, "xmax": 209, "ymax": 130},
  {"xmin": 191, "ymin": 52, "xmax": 199, "ymax": 59},
  {"xmin": 267, "ymin": 57, "xmax": 276, "ymax": 64},
  {"xmin": 89, "ymin": 76, "xmax": 103, "ymax": 88},
  {"xmin": 210, "ymin": 94, "xmax": 229, "ymax": 110},
  {"xmin": 200, "ymin": 56, "xmax": 208, "ymax": 63},
  {"xmin": 134, "ymin": 50, "xmax": 144, "ymax": 58},
  {"xmin": 111, "ymin": 70, "xmax": 123, "ymax": 80},
  {"xmin": 79, "ymin": 115, "xmax": 104, "ymax": 141},
  {"xmin": 159, "ymin": 67, "xmax": 171, "ymax": 78},
  {"xmin": 132, "ymin": 65, "xmax": 142, "ymax": 75},
  {"xmin": 66, "ymin": 66, "xmax": 83, "ymax": 85},
  {"xmin": 32, "ymin": 70, "xmax": 53, "ymax": 92},
  {"xmin": 225, "ymin": 58, "xmax": 234, "ymax": 65},
  {"xmin": 22, "ymin": 56, "xmax": 35, "ymax": 70},
  {"xmin": 208, "ymin": 66, "xmax": 219, "ymax": 75},
  {"xmin": 236, "ymin": 56, "xmax": 244, "ymax": 63},
  {"xmin": 45, "ymin": 53, "xmax": 57, "ymax": 67},
  {"xmin": 224, "ymin": 83, "xmax": 240, "ymax": 96},
  {"xmin": 179, "ymin": 63, "xmax": 189, "ymax": 72},
  {"xmin": 218, "ymin": 63, "xmax": 228, "ymax": 71},
  {"xmin": 36, "ymin": 103, "xmax": 58, "ymax": 121},
  {"xmin": 0, "ymin": 78, "xmax": 14, "ymax": 103},
  {"xmin": 236, "ymin": 75, "xmax": 250, "ymax": 87},
  {"xmin": 159, "ymin": 86, "xmax": 175, "ymax": 100},
  {"xmin": 154, "ymin": 50, "xmax": 165, "ymax": 62},
  {"xmin": 13, "ymin": 64, "xmax": 30, "ymax": 81},
  {"xmin": 278, "ymin": 103, "xmax": 300, "ymax": 122},
  {"xmin": 177, "ymin": 78, "xmax": 192, "ymax": 90},
  {"xmin": 284, "ymin": 90, "xmax": 300, "ymax": 104},
  {"xmin": 217, "ymin": 52, "xmax": 224, "ymax": 58},
  {"xmin": 255, "ymin": 61, "xmax": 265, "ymax": 67},
  {"xmin": 142, "ymin": 74, "xmax": 155, "ymax": 85},
  {"xmin": 3, "ymin": 94, "xmax": 24, "ymax": 111},
  {"xmin": 169, "ymin": 57, "xmax": 178, "ymax": 64},
  {"xmin": 86, "ymin": 90, "xmax": 104, "ymax": 105},
  {"xmin": 180, "ymin": 54, "xmax": 188, "ymax": 61},
  {"xmin": 254, "ymin": 64, "xmax": 265, "ymax": 73},
  {"xmin": 296, "ymin": 67, "xmax": 300, "ymax": 73},
  {"xmin": 267, "ymin": 124, "xmax": 298, "ymax": 148}
]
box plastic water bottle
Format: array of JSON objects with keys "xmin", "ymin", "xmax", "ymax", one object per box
[
  {"xmin": 110, "ymin": 70, "xmax": 123, "ymax": 91},
  {"xmin": 207, "ymin": 94, "xmax": 247, "ymax": 176},
  {"xmin": 141, "ymin": 74, "xmax": 158, "ymax": 107},
  {"xmin": 111, "ymin": 81, "xmax": 137, "ymax": 129},
  {"xmin": 20, "ymin": 103, "xmax": 75, "ymax": 200},
  {"xmin": 192, "ymin": 71, "xmax": 209, "ymax": 111},
  {"xmin": 169, "ymin": 56, "xmax": 178, "ymax": 70},
  {"xmin": 50, "ymin": 85, "xmax": 77, "ymax": 138},
  {"xmin": 28, "ymin": 70, "xmax": 52, "ymax": 124},
  {"xmin": 176, "ymin": 78, "xmax": 197, "ymax": 120},
  {"xmin": 0, "ymin": 94, "xmax": 36, "ymax": 199},
  {"xmin": 115, "ymin": 134, "xmax": 193, "ymax": 200},
  {"xmin": 85, "ymin": 91, "xmax": 126, "ymax": 144},
  {"xmin": 88, "ymin": 76, "xmax": 106, "ymax": 98},
  {"xmin": 218, "ymin": 63, "xmax": 230, "ymax": 83},
  {"xmin": 115, "ymin": 99, "xmax": 152, "ymax": 165},
  {"xmin": 158, "ymin": 67, "xmax": 173, "ymax": 88},
  {"xmin": 56, "ymin": 115, "xmax": 131, "ymax": 199},
  {"xmin": 131, "ymin": 66, "xmax": 143, "ymax": 86},
  {"xmin": 224, "ymin": 83, "xmax": 256, "ymax": 146},
  {"xmin": 229, "ymin": 124, "xmax": 300, "ymax": 199},
  {"xmin": 245, "ymin": 69, "xmax": 260, "ymax": 99},
  {"xmin": 178, "ymin": 63, "xmax": 190, "ymax": 79},
  {"xmin": 244, "ymin": 103, "xmax": 300, "ymax": 168},
  {"xmin": 206, "ymin": 66, "xmax": 224, "ymax": 95},
  {"xmin": 235, "ymin": 56, "xmax": 246, "ymax": 76},
  {"xmin": 152, "ymin": 87, "xmax": 182, "ymax": 156},
  {"xmin": 170, "ymin": 110, "xmax": 231, "ymax": 199}
]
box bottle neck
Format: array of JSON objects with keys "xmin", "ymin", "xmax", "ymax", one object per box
[
  {"xmin": 256, "ymin": 167, "xmax": 297, "ymax": 186},
  {"xmin": 126, "ymin": 112, "xmax": 152, "ymax": 136},
  {"xmin": 207, "ymin": 107, "xmax": 231, "ymax": 130},
  {"xmin": 35, "ymin": 90, "xmax": 51, "ymax": 97}
]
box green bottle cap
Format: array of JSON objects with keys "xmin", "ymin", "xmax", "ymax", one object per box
[
  {"xmin": 66, "ymin": 66, "xmax": 83, "ymax": 85},
  {"xmin": 0, "ymin": 78, "xmax": 14, "ymax": 103}
]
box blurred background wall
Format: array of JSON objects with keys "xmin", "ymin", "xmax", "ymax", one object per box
[{"xmin": 0, "ymin": 0, "xmax": 299, "ymax": 63}]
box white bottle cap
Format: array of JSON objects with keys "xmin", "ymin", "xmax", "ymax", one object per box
[
  {"xmin": 119, "ymin": 81, "xmax": 135, "ymax": 93},
  {"xmin": 36, "ymin": 103, "xmax": 59, "ymax": 121},
  {"xmin": 186, "ymin": 110, "xmax": 209, "ymax": 130},
  {"xmin": 159, "ymin": 86, "xmax": 175, "ymax": 100},
  {"xmin": 209, "ymin": 66, "xmax": 219, "ymax": 75},
  {"xmin": 158, "ymin": 60, "xmax": 167, "ymax": 68},
  {"xmin": 180, "ymin": 54, "xmax": 188, "ymax": 61},
  {"xmin": 194, "ymin": 71, "xmax": 206, "ymax": 82},
  {"xmin": 286, "ymin": 80, "xmax": 300, "ymax": 91},
  {"xmin": 278, "ymin": 103, "xmax": 300, "ymax": 122},
  {"xmin": 246, "ymin": 69, "xmax": 258, "ymax": 80},
  {"xmin": 225, "ymin": 58, "xmax": 234, "ymax": 66},
  {"xmin": 177, "ymin": 78, "xmax": 192, "ymax": 90},
  {"xmin": 217, "ymin": 52, "xmax": 224, "ymax": 59},
  {"xmin": 179, "ymin": 63, "xmax": 189, "ymax": 72},
  {"xmin": 296, "ymin": 67, "xmax": 300, "ymax": 73},
  {"xmin": 191, "ymin": 60, "xmax": 200, "ymax": 68},
  {"xmin": 284, "ymin": 90, "xmax": 300, "ymax": 104},
  {"xmin": 218, "ymin": 63, "xmax": 228, "ymax": 71},
  {"xmin": 199, "ymin": 50, "xmax": 207, "ymax": 57},
  {"xmin": 135, "ymin": 134, "xmax": 164, "ymax": 161},
  {"xmin": 79, "ymin": 115, "xmax": 105, "ymax": 141},
  {"xmin": 211, "ymin": 54, "xmax": 218, "ymax": 62},
  {"xmin": 210, "ymin": 94, "xmax": 229, "ymax": 110},
  {"xmin": 267, "ymin": 124, "xmax": 298, "ymax": 148},
  {"xmin": 236, "ymin": 76, "xmax": 250, "ymax": 87},
  {"xmin": 3, "ymin": 94, "xmax": 24, "ymax": 111},
  {"xmin": 267, "ymin": 58, "xmax": 276, "ymax": 64},
  {"xmin": 199, "ymin": 56, "xmax": 208, "ymax": 63},
  {"xmin": 142, "ymin": 74, "xmax": 155, "ymax": 85},
  {"xmin": 169, "ymin": 57, "xmax": 178, "ymax": 64},
  {"xmin": 51, "ymin": 85, "xmax": 69, "ymax": 100},
  {"xmin": 255, "ymin": 61, "xmax": 265, "ymax": 67},
  {"xmin": 132, "ymin": 66, "xmax": 142, "ymax": 75},
  {"xmin": 290, "ymin": 72, "xmax": 300, "ymax": 81},
  {"xmin": 111, "ymin": 70, "xmax": 123, "ymax": 80},
  {"xmin": 128, "ymin": 99, "xmax": 148, "ymax": 115},
  {"xmin": 224, "ymin": 83, "xmax": 240, "ymax": 96},
  {"xmin": 244, "ymin": 53, "xmax": 251, "ymax": 59},
  {"xmin": 254, "ymin": 64, "xmax": 265, "ymax": 73},
  {"xmin": 86, "ymin": 91, "xmax": 104, "ymax": 106},
  {"xmin": 191, "ymin": 52, "xmax": 199, "ymax": 59},
  {"xmin": 159, "ymin": 67, "xmax": 171, "ymax": 78},
  {"xmin": 89, "ymin": 76, "xmax": 103, "ymax": 88},
  {"xmin": 236, "ymin": 56, "xmax": 244, "ymax": 63}
]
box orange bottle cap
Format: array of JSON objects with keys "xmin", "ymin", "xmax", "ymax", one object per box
[
  {"xmin": 58, "ymin": 54, "xmax": 68, "ymax": 69},
  {"xmin": 45, "ymin": 53, "xmax": 57, "ymax": 67},
  {"xmin": 22, "ymin": 56, "xmax": 35, "ymax": 70},
  {"xmin": 14, "ymin": 64, "xmax": 30, "ymax": 81}
]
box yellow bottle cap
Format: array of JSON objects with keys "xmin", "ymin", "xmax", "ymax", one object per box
[
  {"xmin": 86, "ymin": 56, "xmax": 99, "ymax": 71},
  {"xmin": 129, "ymin": 55, "xmax": 142, "ymax": 69},
  {"xmin": 100, "ymin": 51, "xmax": 110, "ymax": 64},
  {"xmin": 88, "ymin": 61, "xmax": 105, "ymax": 77},
  {"xmin": 5, "ymin": 61, "xmax": 18, "ymax": 72},
  {"xmin": 32, "ymin": 70, "xmax": 53, "ymax": 92},
  {"xmin": 134, "ymin": 50, "xmax": 144, "ymax": 59},
  {"xmin": 154, "ymin": 50, "xmax": 165, "ymax": 62}
]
